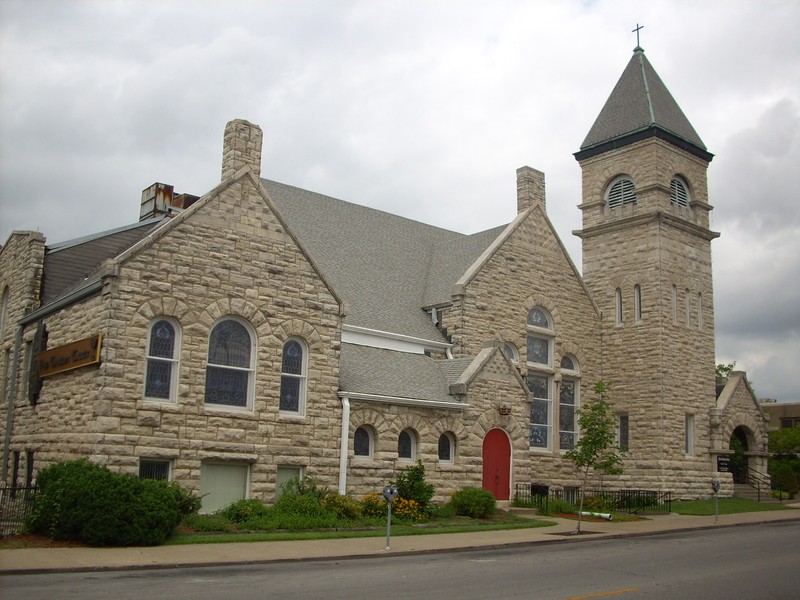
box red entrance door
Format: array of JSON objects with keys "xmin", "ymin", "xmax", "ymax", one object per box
[{"xmin": 482, "ymin": 428, "xmax": 511, "ymax": 500}]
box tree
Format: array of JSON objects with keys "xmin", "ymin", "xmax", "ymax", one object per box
[
  {"xmin": 715, "ymin": 362, "xmax": 736, "ymax": 379},
  {"xmin": 565, "ymin": 380, "xmax": 623, "ymax": 534},
  {"xmin": 768, "ymin": 428, "xmax": 800, "ymax": 497}
]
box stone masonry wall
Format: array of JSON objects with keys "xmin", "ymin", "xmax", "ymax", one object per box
[
  {"xmin": 0, "ymin": 231, "xmax": 46, "ymax": 485},
  {"xmin": 6, "ymin": 174, "xmax": 344, "ymax": 504},
  {"xmin": 577, "ymin": 137, "xmax": 719, "ymax": 496},
  {"xmin": 438, "ymin": 204, "xmax": 602, "ymax": 491}
]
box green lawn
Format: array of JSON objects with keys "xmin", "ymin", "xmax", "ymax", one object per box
[
  {"xmin": 165, "ymin": 516, "xmax": 556, "ymax": 545},
  {"xmin": 672, "ymin": 498, "xmax": 792, "ymax": 516}
]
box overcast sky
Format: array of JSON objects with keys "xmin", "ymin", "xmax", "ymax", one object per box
[{"xmin": 1, "ymin": 0, "xmax": 798, "ymax": 402}]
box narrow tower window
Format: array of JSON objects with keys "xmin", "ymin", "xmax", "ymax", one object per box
[
  {"xmin": 697, "ymin": 293, "xmax": 704, "ymax": 330},
  {"xmin": 685, "ymin": 288, "xmax": 691, "ymax": 326},
  {"xmin": 672, "ymin": 285, "xmax": 678, "ymax": 323},
  {"xmin": 634, "ymin": 284, "xmax": 642, "ymax": 322},
  {"xmin": 615, "ymin": 288, "xmax": 623, "ymax": 325}
]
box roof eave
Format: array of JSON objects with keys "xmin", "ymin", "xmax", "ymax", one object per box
[{"xmin": 574, "ymin": 126, "xmax": 714, "ymax": 163}]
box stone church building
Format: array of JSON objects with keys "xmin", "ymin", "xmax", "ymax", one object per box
[{"xmin": 0, "ymin": 48, "xmax": 768, "ymax": 511}]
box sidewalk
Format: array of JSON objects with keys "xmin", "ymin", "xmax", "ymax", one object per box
[{"xmin": 2, "ymin": 506, "xmax": 799, "ymax": 575}]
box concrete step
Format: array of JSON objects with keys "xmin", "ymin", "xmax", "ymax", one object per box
[{"xmin": 733, "ymin": 483, "xmax": 780, "ymax": 503}]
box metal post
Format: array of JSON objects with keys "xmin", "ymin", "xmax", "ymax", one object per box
[
  {"xmin": 385, "ymin": 501, "xmax": 392, "ymax": 550},
  {"xmin": 382, "ymin": 484, "xmax": 398, "ymax": 550},
  {"xmin": 712, "ymin": 480, "xmax": 720, "ymax": 524}
]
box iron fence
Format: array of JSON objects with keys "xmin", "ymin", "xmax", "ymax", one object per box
[
  {"xmin": 0, "ymin": 486, "xmax": 37, "ymax": 537},
  {"xmin": 514, "ymin": 483, "xmax": 672, "ymax": 514}
]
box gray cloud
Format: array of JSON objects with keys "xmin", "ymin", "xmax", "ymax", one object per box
[{"xmin": 1, "ymin": 0, "xmax": 798, "ymax": 401}]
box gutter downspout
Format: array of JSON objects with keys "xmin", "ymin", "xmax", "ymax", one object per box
[
  {"xmin": 338, "ymin": 395, "xmax": 350, "ymax": 495},
  {"xmin": 1, "ymin": 326, "xmax": 24, "ymax": 483}
]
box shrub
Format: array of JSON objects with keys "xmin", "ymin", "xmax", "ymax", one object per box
[
  {"xmin": 27, "ymin": 459, "xmax": 181, "ymax": 546},
  {"xmin": 279, "ymin": 476, "xmax": 327, "ymax": 500},
  {"xmin": 450, "ymin": 487, "xmax": 496, "ymax": 519},
  {"xmin": 218, "ymin": 498, "xmax": 271, "ymax": 523},
  {"xmin": 360, "ymin": 492, "xmax": 388, "ymax": 518},
  {"xmin": 274, "ymin": 490, "xmax": 326, "ymax": 517},
  {"xmin": 541, "ymin": 498, "xmax": 577, "ymax": 516},
  {"xmin": 427, "ymin": 502, "xmax": 456, "ymax": 519},
  {"xmin": 394, "ymin": 461, "xmax": 435, "ymax": 511},
  {"xmin": 392, "ymin": 497, "xmax": 425, "ymax": 522},
  {"xmin": 582, "ymin": 495, "xmax": 612, "ymax": 512},
  {"xmin": 320, "ymin": 493, "xmax": 362, "ymax": 520},
  {"xmin": 771, "ymin": 461, "xmax": 800, "ymax": 496},
  {"xmin": 168, "ymin": 482, "xmax": 203, "ymax": 516}
]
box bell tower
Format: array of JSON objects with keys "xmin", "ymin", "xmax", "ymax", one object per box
[{"xmin": 574, "ymin": 46, "xmax": 720, "ymax": 494}]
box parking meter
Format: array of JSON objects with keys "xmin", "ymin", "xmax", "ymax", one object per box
[
  {"xmin": 383, "ymin": 485, "xmax": 398, "ymax": 549},
  {"xmin": 711, "ymin": 480, "xmax": 720, "ymax": 524},
  {"xmin": 383, "ymin": 485, "xmax": 399, "ymax": 503}
]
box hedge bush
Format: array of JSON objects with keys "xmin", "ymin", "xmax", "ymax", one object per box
[
  {"xmin": 394, "ymin": 461, "xmax": 435, "ymax": 511},
  {"xmin": 27, "ymin": 459, "xmax": 182, "ymax": 546},
  {"xmin": 450, "ymin": 487, "xmax": 496, "ymax": 519},
  {"xmin": 218, "ymin": 498, "xmax": 271, "ymax": 523}
]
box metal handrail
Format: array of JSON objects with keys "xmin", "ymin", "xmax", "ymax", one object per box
[{"xmin": 745, "ymin": 467, "xmax": 771, "ymax": 502}]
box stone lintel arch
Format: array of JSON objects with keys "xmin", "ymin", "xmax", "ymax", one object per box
[
  {"xmin": 384, "ymin": 412, "xmax": 433, "ymax": 440},
  {"xmin": 273, "ymin": 318, "xmax": 324, "ymax": 352},
  {"xmin": 432, "ymin": 414, "xmax": 469, "ymax": 441},
  {"xmin": 599, "ymin": 171, "xmax": 637, "ymax": 194},
  {"xmin": 197, "ymin": 298, "xmax": 270, "ymax": 338},
  {"xmin": 474, "ymin": 409, "xmax": 526, "ymax": 449},
  {"xmin": 349, "ymin": 406, "xmax": 392, "ymax": 438},
  {"xmin": 722, "ymin": 411, "xmax": 767, "ymax": 454},
  {"xmin": 557, "ymin": 340, "xmax": 584, "ymax": 372},
  {"xmin": 133, "ymin": 297, "xmax": 194, "ymax": 327},
  {"xmin": 523, "ymin": 294, "xmax": 560, "ymax": 330}
]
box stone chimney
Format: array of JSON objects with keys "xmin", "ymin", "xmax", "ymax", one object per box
[
  {"xmin": 221, "ymin": 119, "xmax": 263, "ymax": 181},
  {"xmin": 516, "ymin": 166, "xmax": 545, "ymax": 213}
]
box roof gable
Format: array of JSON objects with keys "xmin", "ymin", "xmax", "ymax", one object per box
[{"xmin": 449, "ymin": 346, "xmax": 527, "ymax": 395}]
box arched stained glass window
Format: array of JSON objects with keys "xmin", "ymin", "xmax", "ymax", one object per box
[
  {"xmin": 145, "ymin": 318, "xmax": 180, "ymax": 402},
  {"xmin": 398, "ymin": 429, "xmax": 416, "ymax": 460},
  {"xmin": 527, "ymin": 308, "xmax": 550, "ymax": 329},
  {"xmin": 354, "ymin": 426, "xmax": 372, "ymax": 459},
  {"xmin": 438, "ymin": 432, "xmax": 455, "ymax": 463},
  {"xmin": 280, "ymin": 338, "xmax": 307, "ymax": 414},
  {"xmin": 205, "ymin": 318, "xmax": 254, "ymax": 409},
  {"xmin": 527, "ymin": 306, "xmax": 555, "ymax": 450}
]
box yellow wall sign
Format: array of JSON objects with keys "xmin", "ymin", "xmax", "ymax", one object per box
[{"xmin": 37, "ymin": 335, "xmax": 102, "ymax": 378}]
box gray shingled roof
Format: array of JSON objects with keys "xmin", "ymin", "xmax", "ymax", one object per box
[
  {"xmin": 340, "ymin": 343, "xmax": 465, "ymax": 403},
  {"xmin": 580, "ymin": 48, "xmax": 706, "ymax": 152},
  {"xmin": 263, "ymin": 179, "xmax": 503, "ymax": 342},
  {"xmin": 42, "ymin": 218, "xmax": 166, "ymax": 305},
  {"xmin": 435, "ymin": 357, "xmax": 475, "ymax": 386}
]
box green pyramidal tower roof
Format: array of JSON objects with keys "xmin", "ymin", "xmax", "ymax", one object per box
[{"xmin": 576, "ymin": 47, "xmax": 713, "ymax": 161}]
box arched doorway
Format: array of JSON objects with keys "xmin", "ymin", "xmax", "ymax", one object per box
[
  {"xmin": 482, "ymin": 428, "xmax": 511, "ymax": 500},
  {"xmin": 730, "ymin": 426, "xmax": 749, "ymax": 483}
]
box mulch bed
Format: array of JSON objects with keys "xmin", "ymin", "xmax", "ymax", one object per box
[{"xmin": 0, "ymin": 533, "xmax": 87, "ymax": 549}]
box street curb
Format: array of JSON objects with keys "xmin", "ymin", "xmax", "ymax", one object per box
[{"xmin": 3, "ymin": 515, "xmax": 799, "ymax": 576}]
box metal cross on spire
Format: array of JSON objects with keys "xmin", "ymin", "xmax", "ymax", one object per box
[{"xmin": 632, "ymin": 23, "xmax": 644, "ymax": 49}]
